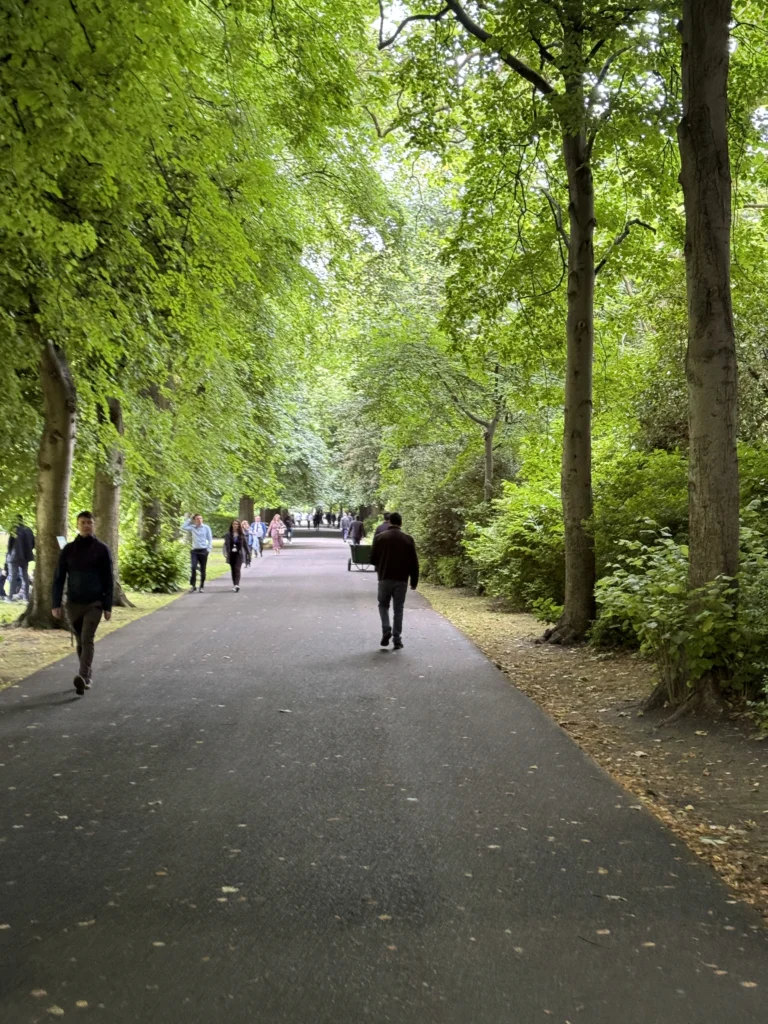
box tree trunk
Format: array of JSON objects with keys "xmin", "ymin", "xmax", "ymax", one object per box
[
  {"xmin": 93, "ymin": 397, "xmax": 132, "ymax": 608},
  {"xmin": 239, "ymin": 495, "xmax": 254, "ymax": 523},
  {"xmin": 545, "ymin": 98, "xmax": 596, "ymax": 643},
  {"xmin": 140, "ymin": 498, "xmax": 162, "ymax": 550},
  {"xmin": 482, "ymin": 419, "xmax": 497, "ymax": 503},
  {"xmin": 679, "ymin": 0, "xmax": 739, "ymax": 595},
  {"xmin": 20, "ymin": 341, "xmax": 77, "ymax": 629}
]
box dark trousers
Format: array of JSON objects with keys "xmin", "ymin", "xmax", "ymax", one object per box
[
  {"xmin": 229, "ymin": 560, "xmax": 242, "ymax": 586},
  {"xmin": 67, "ymin": 601, "xmax": 103, "ymax": 681},
  {"xmin": 190, "ymin": 549, "xmax": 209, "ymax": 587},
  {"xmin": 378, "ymin": 580, "xmax": 408, "ymax": 641}
]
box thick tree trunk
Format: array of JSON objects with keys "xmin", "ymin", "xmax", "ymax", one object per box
[
  {"xmin": 140, "ymin": 498, "xmax": 162, "ymax": 550},
  {"xmin": 545, "ymin": 120, "xmax": 596, "ymax": 644},
  {"xmin": 93, "ymin": 397, "xmax": 132, "ymax": 608},
  {"xmin": 679, "ymin": 0, "xmax": 739, "ymax": 594},
  {"xmin": 239, "ymin": 495, "xmax": 254, "ymax": 523},
  {"xmin": 20, "ymin": 341, "xmax": 76, "ymax": 629}
]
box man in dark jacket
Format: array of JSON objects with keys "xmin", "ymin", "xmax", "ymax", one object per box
[
  {"xmin": 52, "ymin": 511, "xmax": 113, "ymax": 696},
  {"xmin": 9, "ymin": 516, "xmax": 34, "ymax": 602},
  {"xmin": 370, "ymin": 512, "xmax": 419, "ymax": 650},
  {"xmin": 348, "ymin": 515, "xmax": 366, "ymax": 546},
  {"xmin": 374, "ymin": 512, "xmax": 391, "ymax": 538}
]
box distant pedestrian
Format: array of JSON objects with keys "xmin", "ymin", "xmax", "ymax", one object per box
[
  {"xmin": 250, "ymin": 515, "xmax": 267, "ymax": 557},
  {"xmin": 340, "ymin": 511, "xmax": 351, "ymax": 541},
  {"xmin": 374, "ymin": 512, "xmax": 391, "ymax": 538},
  {"xmin": 313, "ymin": 511, "xmax": 322, "ymax": 531},
  {"xmin": 268, "ymin": 514, "xmax": 285, "ymax": 554},
  {"xmin": 52, "ymin": 511, "xmax": 113, "ymax": 695},
  {"xmin": 181, "ymin": 513, "xmax": 213, "ymax": 592},
  {"xmin": 284, "ymin": 514, "xmax": 295, "ymax": 542},
  {"xmin": 371, "ymin": 512, "xmax": 419, "ymax": 650},
  {"xmin": 223, "ymin": 519, "xmax": 247, "ymax": 591},
  {"xmin": 241, "ymin": 521, "xmax": 252, "ymax": 566},
  {"xmin": 348, "ymin": 515, "xmax": 366, "ymax": 547},
  {"xmin": 9, "ymin": 515, "xmax": 34, "ymax": 602}
]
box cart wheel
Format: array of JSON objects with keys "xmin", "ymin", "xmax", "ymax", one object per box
[{"xmin": 347, "ymin": 559, "xmax": 352, "ymax": 571}]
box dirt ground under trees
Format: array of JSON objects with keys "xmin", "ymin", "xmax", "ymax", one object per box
[{"xmin": 422, "ymin": 585, "xmax": 768, "ymax": 922}]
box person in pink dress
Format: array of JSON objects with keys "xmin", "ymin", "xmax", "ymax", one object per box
[{"xmin": 267, "ymin": 514, "xmax": 284, "ymax": 554}]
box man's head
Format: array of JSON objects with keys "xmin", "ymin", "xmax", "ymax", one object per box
[
  {"xmin": 193, "ymin": 514, "xmax": 203, "ymax": 527},
  {"xmin": 77, "ymin": 511, "xmax": 95, "ymax": 537},
  {"xmin": 383, "ymin": 512, "xmax": 391, "ymax": 522},
  {"xmin": 389, "ymin": 512, "xmax": 402, "ymax": 528}
]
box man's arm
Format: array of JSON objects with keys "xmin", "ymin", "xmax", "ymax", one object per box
[
  {"xmin": 370, "ymin": 535, "xmax": 380, "ymax": 566},
  {"xmin": 410, "ymin": 542, "xmax": 420, "ymax": 590},
  {"xmin": 205, "ymin": 525, "xmax": 213, "ymax": 551},
  {"xmin": 100, "ymin": 546, "xmax": 114, "ymax": 615},
  {"xmin": 180, "ymin": 517, "xmax": 193, "ymax": 532},
  {"xmin": 51, "ymin": 548, "xmax": 68, "ymax": 613}
]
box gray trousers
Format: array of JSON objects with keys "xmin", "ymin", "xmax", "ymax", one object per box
[
  {"xmin": 67, "ymin": 601, "xmax": 104, "ymax": 681},
  {"xmin": 9, "ymin": 560, "xmax": 30, "ymax": 600},
  {"xmin": 378, "ymin": 580, "xmax": 408, "ymax": 641}
]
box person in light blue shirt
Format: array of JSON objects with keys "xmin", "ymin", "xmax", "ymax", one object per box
[
  {"xmin": 181, "ymin": 514, "xmax": 213, "ymax": 592},
  {"xmin": 250, "ymin": 515, "xmax": 267, "ymax": 558}
]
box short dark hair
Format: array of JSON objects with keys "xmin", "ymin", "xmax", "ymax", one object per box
[
  {"xmin": 77, "ymin": 510, "xmax": 94, "ymax": 520},
  {"xmin": 383, "ymin": 512, "xmax": 391, "ymax": 521},
  {"xmin": 389, "ymin": 512, "xmax": 402, "ymax": 527}
]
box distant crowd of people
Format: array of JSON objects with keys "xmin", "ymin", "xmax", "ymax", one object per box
[{"xmin": 182, "ymin": 512, "xmax": 295, "ymax": 593}]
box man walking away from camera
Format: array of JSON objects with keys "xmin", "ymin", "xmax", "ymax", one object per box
[
  {"xmin": 371, "ymin": 512, "xmax": 419, "ymax": 650},
  {"xmin": 348, "ymin": 515, "xmax": 366, "ymax": 547},
  {"xmin": 374, "ymin": 511, "xmax": 391, "ymax": 538},
  {"xmin": 52, "ymin": 511, "xmax": 113, "ymax": 696},
  {"xmin": 182, "ymin": 513, "xmax": 213, "ymax": 592}
]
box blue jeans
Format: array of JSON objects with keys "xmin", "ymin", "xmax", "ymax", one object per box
[{"xmin": 378, "ymin": 580, "xmax": 408, "ymax": 641}]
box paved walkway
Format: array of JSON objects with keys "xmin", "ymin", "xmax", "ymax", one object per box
[{"xmin": 1, "ymin": 534, "xmax": 766, "ymax": 1023}]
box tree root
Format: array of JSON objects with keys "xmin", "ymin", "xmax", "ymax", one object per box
[
  {"xmin": 657, "ymin": 677, "xmax": 728, "ymax": 727},
  {"xmin": 537, "ymin": 622, "xmax": 582, "ymax": 646}
]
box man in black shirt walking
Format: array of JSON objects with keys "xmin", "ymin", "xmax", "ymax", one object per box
[
  {"xmin": 371, "ymin": 512, "xmax": 419, "ymax": 650},
  {"xmin": 52, "ymin": 511, "xmax": 113, "ymax": 696}
]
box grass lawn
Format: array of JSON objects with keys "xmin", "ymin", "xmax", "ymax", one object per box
[{"xmin": 0, "ymin": 545, "xmax": 230, "ymax": 692}]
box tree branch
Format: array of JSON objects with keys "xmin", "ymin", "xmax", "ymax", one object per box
[
  {"xmin": 595, "ymin": 219, "xmax": 655, "ymax": 276},
  {"xmin": 541, "ymin": 188, "xmax": 570, "ymax": 248},
  {"xmin": 363, "ymin": 105, "xmax": 396, "ymax": 138},
  {"xmin": 378, "ymin": 1, "xmax": 451, "ymax": 49},
  {"xmin": 445, "ymin": 1, "xmax": 554, "ymax": 94},
  {"xmin": 68, "ymin": 0, "xmax": 96, "ymax": 53}
]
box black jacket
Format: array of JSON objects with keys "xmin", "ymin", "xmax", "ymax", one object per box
[
  {"xmin": 12, "ymin": 525, "xmax": 34, "ymax": 562},
  {"xmin": 348, "ymin": 520, "xmax": 366, "ymax": 543},
  {"xmin": 371, "ymin": 526, "xmax": 419, "ymax": 587},
  {"xmin": 223, "ymin": 530, "xmax": 247, "ymax": 565},
  {"xmin": 52, "ymin": 534, "xmax": 114, "ymax": 611},
  {"xmin": 374, "ymin": 521, "xmax": 390, "ymax": 538}
]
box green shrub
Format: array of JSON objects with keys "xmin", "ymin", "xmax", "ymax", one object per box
[
  {"xmin": 592, "ymin": 523, "xmax": 768, "ymax": 704},
  {"xmin": 434, "ymin": 555, "xmax": 466, "ymax": 589},
  {"xmin": 592, "ymin": 449, "xmax": 688, "ymax": 573},
  {"xmin": 121, "ymin": 539, "xmax": 187, "ymax": 593},
  {"xmin": 464, "ymin": 482, "xmax": 564, "ymax": 610}
]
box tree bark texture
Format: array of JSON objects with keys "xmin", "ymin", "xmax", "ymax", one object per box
[
  {"xmin": 679, "ymin": 0, "xmax": 739, "ymax": 590},
  {"xmin": 93, "ymin": 397, "xmax": 132, "ymax": 608},
  {"xmin": 21, "ymin": 341, "xmax": 77, "ymax": 628},
  {"xmin": 483, "ymin": 420, "xmax": 497, "ymax": 503},
  {"xmin": 546, "ymin": 120, "xmax": 596, "ymax": 643},
  {"xmin": 239, "ymin": 495, "xmax": 255, "ymax": 523},
  {"xmin": 140, "ymin": 498, "xmax": 162, "ymax": 550}
]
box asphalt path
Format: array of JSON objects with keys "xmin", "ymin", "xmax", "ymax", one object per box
[{"xmin": 1, "ymin": 533, "xmax": 767, "ymax": 1023}]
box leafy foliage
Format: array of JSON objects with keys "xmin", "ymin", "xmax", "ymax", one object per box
[{"xmin": 120, "ymin": 540, "xmax": 187, "ymax": 594}]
